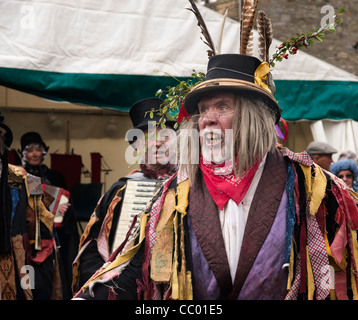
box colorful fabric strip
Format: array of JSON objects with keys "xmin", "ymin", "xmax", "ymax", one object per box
[
  {"xmin": 284, "ymin": 162, "xmax": 296, "ymax": 265},
  {"xmin": 306, "ymin": 214, "xmax": 331, "ymax": 300}
]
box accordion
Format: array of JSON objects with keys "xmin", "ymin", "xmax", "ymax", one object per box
[{"xmin": 111, "ymin": 179, "xmax": 162, "ymax": 252}]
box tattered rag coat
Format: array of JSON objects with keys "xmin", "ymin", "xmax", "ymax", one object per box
[{"xmin": 74, "ymin": 148, "xmax": 358, "ymax": 300}]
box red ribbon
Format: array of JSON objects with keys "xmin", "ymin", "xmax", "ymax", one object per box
[{"xmin": 177, "ymin": 102, "xmax": 191, "ymax": 124}]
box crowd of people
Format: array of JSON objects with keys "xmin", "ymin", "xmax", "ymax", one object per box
[{"xmin": 306, "ymin": 140, "xmax": 358, "ymax": 192}]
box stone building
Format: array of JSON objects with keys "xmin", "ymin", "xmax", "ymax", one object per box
[{"xmin": 204, "ymin": 0, "xmax": 358, "ymax": 76}]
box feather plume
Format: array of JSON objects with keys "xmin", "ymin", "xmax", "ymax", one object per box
[
  {"xmin": 238, "ymin": 0, "xmax": 242, "ymax": 50},
  {"xmin": 237, "ymin": 0, "xmax": 242, "ymax": 27},
  {"xmin": 217, "ymin": 9, "xmax": 228, "ymax": 54},
  {"xmin": 239, "ymin": 0, "xmax": 258, "ymax": 55},
  {"xmin": 256, "ymin": 10, "xmax": 273, "ymax": 62},
  {"xmin": 187, "ymin": 0, "xmax": 216, "ymax": 58}
]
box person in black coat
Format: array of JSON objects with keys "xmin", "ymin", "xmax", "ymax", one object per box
[
  {"xmin": 0, "ymin": 117, "xmax": 63, "ymax": 300},
  {"xmin": 72, "ymin": 98, "xmax": 177, "ymax": 294},
  {"xmin": 19, "ymin": 131, "xmax": 79, "ymax": 299}
]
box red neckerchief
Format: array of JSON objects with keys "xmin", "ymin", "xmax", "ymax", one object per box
[{"xmin": 199, "ymin": 156, "xmax": 259, "ymax": 210}]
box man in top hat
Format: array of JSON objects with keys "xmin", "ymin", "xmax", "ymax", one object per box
[
  {"xmin": 306, "ymin": 141, "xmax": 337, "ymax": 171},
  {"xmin": 72, "ymin": 97, "xmax": 177, "ymax": 293},
  {"xmin": 73, "ymin": 50, "xmax": 358, "ymax": 300}
]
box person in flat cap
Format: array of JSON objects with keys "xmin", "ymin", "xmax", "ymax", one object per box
[
  {"xmin": 74, "ymin": 3, "xmax": 358, "ymax": 301},
  {"xmin": 72, "ymin": 97, "xmax": 177, "ymax": 294},
  {"xmin": 306, "ymin": 141, "xmax": 337, "ymax": 171}
]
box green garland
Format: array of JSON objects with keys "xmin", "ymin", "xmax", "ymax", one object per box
[
  {"xmin": 153, "ymin": 8, "xmax": 344, "ymax": 125},
  {"xmin": 270, "ymin": 8, "xmax": 344, "ymax": 67}
]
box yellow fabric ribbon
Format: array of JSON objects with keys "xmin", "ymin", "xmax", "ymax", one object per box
[
  {"xmin": 286, "ymin": 238, "xmax": 295, "ymax": 290},
  {"xmin": 310, "ymin": 165, "xmax": 327, "ymax": 216},
  {"xmin": 298, "ymin": 164, "xmax": 327, "ymax": 216},
  {"xmin": 174, "ymin": 179, "xmax": 190, "ymax": 216},
  {"xmin": 306, "ymin": 246, "xmax": 315, "ymax": 300},
  {"xmin": 254, "ymin": 62, "xmax": 271, "ymax": 93},
  {"xmin": 171, "ymin": 179, "xmax": 193, "ymax": 299},
  {"xmin": 80, "ymin": 212, "xmax": 149, "ymax": 293},
  {"xmin": 350, "ymin": 229, "xmax": 358, "ymax": 299}
]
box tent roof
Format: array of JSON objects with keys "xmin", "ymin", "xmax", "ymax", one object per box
[{"xmin": 0, "ymin": 0, "xmax": 357, "ymax": 120}]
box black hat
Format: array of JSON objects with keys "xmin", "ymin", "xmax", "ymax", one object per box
[
  {"xmin": 20, "ymin": 132, "xmax": 49, "ymax": 152},
  {"xmin": 129, "ymin": 98, "xmax": 176, "ymax": 131},
  {"xmin": 0, "ymin": 113, "xmax": 13, "ymax": 148},
  {"xmin": 184, "ymin": 54, "xmax": 281, "ymax": 124}
]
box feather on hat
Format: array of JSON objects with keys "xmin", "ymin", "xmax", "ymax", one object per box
[{"xmin": 183, "ymin": 0, "xmax": 281, "ymax": 123}]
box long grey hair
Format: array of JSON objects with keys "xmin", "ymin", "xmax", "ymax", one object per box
[{"xmin": 178, "ymin": 95, "xmax": 279, "ymax": 183}]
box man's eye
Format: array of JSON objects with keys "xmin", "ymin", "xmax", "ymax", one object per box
[{"xmin": 218, "ymin": 105, "xmax": 230, "ymax": 113}]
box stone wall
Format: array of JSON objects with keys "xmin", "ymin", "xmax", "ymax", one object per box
[{"xmin": 204, "ymin": 0, "xmax": 358, "ymax": 76}]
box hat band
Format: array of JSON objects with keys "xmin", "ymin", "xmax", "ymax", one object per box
[
  {"xmin": 191, "ymin": 78, "xmax": 275, "ymax": 99},
  {"xmin": 206, "ymin": 63, "xmax": 272, "ymax": 94},
  {"xmin": 206, "ymin": 67, "xmax": 254, "ymax": 81}
]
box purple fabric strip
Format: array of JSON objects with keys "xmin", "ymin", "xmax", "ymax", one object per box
[
  {"xmin": 187, "ymin": 213, "xmax": 222, "ymax": 300},
  {"xmin": 188, "ymin": 190, "xmax": 289, "ymax": 300},
  {"xmin": 238, "ymin": 190, "xmax": 288, "ymax": 300}
]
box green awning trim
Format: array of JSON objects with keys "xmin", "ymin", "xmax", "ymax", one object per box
[
  {"xmin": 0, "ymin": 67, "xmax": 357, "ymax": 121},
  {"xmin": 0, "ymin": 67, "xmax": 188, "ymax": 111},
  {"xmin": 275, "ymin": 80, "xmax": 358, "ymax": 121}
]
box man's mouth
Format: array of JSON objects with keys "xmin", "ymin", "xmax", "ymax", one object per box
[{"xmin": 203, "ymin": 132, "xmax": 222, "ymax": 147}]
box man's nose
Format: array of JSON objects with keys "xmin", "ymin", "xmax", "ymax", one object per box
[{"xmin": 200, "ymin": 111, "xmax": 220, "ymax": 124}]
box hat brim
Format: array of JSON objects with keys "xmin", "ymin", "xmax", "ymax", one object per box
[
  {"xmin": 128, "ymin": 120, "xmax": 177, "ymax": 147},
  {"xmin": 134, "ymin": 120, "xmax": 176, "ymax": 132},
  {"xmin": 184, "ymin": 78, "xmax": 281, "ymax": 124}
]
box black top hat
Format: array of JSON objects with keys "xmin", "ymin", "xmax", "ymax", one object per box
[
  {"xmin": 128, "ymin": 98, "xmax": 176, "ymax": 147},
  {"xmin": 129, "ymin": 98, "xmax": 176, "ymax": 131},
  {"xmin": 184, "ymin": 54, "xmax": 281, "ymax": 124},
  {"xmin": 20, "ymin": 132, "xmax": 49, "ymax": 152},
  {"xmin": 0, "ymin": 113, "xmax": 13, "ymax": 148}
]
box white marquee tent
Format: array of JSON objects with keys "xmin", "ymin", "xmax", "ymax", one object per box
[{"xmin": 0, "ymin": 0, "xmax": 357, "ymax": 163}]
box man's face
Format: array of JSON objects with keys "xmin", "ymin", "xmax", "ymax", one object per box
[
  {"xmin": 312, "ymin": 154, "xmax": 333, "ymax": 171},
  {"xmin": 197, "ymin": 92, "xmax": 235, "ymax": 163},
  {"xmin": 135, "ymin": 126, "xmax": 172, "ymax": 169}
]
